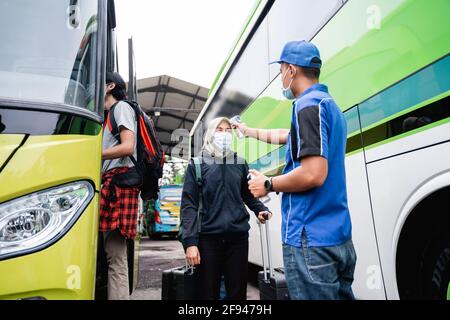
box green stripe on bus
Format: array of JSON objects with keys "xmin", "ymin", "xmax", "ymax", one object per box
[
  {"xmin": 358, "ymin": 55, "xmax": 450, "ymax": 130},
  {"xmin": 347, "ymin": 130, "xmax": 360, "ymax": 140},
  {"xmin": 447, "ymin": 282, "xmax": 450, "ymax": 300},
  {"xmin": 346, "ymin": 148, "xmax": 364, "ymax": 158}
]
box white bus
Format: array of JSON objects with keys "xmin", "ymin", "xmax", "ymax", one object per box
[{"xmin": 190, "ymin": 0, "xmax": 450, "ymax": 300}]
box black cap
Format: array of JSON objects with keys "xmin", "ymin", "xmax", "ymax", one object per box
[
  {"xmin": 106, "ymin": 72, "xmax": 127, "ymax": 100},
  {"xmin": 106, "ymin": 71, "xmax": 126, "ymax": 89}
]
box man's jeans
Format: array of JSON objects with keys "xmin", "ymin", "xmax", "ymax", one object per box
[{"xmin": 283, "ymin": 233, "xmax": 357, "ymax": 300}]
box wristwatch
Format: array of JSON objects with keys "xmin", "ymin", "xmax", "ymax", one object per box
[{"xmin": 264, "ymin": 178, "xmax": 274, "ymax": 192}]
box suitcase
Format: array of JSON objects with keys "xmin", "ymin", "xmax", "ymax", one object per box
[
  {"xmin": 257, "ymin": 220, "xmax": 290, "ymax": 300},
  {"xmin": 161, "ymin": 264, "xmax": 199, "ymax": 300}
]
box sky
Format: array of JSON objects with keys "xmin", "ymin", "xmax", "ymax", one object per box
[{"xmin": 114, "ymin": 0, "xmax": 256, "ymax": 89}]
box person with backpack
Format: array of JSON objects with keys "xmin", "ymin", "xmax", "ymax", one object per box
[
  {"xmin": 180, "ymin": 117, "xmax": 272, "ymax": 300},
  {"xmin": 100, "ymin": 71, "xmax": 139, "ymax": 300}
]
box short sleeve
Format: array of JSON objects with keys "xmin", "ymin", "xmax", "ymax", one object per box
[
  {"xmin": 114, "ymin": 102, "xmax": 136, "ymax": 133},
  {"xmin": 295, "ymin": 104, "xmax": 329, "ymax": 160}
]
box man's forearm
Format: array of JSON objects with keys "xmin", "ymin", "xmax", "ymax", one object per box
[
  {"xmin": 272, "ymin": 167, "xmax": 322, "ymax": 193},
  {"xmin": 245, "ymin": 128, "xmax": 289, "ymax": 144},
  {"xmin": 103, "ymin": 128, "xmax": 135, "ymax": 160},
  {"xmin": 102, "ymin": 144, "xmax": 133, "ymax": 160}
]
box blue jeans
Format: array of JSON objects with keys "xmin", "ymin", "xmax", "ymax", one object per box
[{"xmin": 283, "ymin": 233, "xmax": 357, "ymax": 300}]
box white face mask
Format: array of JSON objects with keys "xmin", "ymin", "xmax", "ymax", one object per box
[
  {"xmin": 213, "ymin": 132, "xmax": 233, "ymax": 152},
  {"xmin": 281, "ymin": 68, "xmax": 295, "ymax": 100}
]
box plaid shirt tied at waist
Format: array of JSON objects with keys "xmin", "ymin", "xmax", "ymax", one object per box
[{"xmin": 100, "ymin": 167, "xmax": 140, "ymax": 239}]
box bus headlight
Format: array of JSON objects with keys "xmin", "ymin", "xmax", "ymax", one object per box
[{"xmin": 0, "ymin": 181, "xmax": 94, "ymax": 259}]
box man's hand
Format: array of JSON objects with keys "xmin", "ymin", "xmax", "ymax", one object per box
[
  {"xmin": 233, "ymin": 122, "xmax": 248, "ymax": 137},
  {"xmin": 186, "ymin": 246, "xmax": 201, "ymax": 266},
  {"xmin": 248, "ymin": 169, "xmax": 269, "ymax": 198},
  {"xmin": 258, "ymin": 211, "xmax": 272, "ymax": 224}
]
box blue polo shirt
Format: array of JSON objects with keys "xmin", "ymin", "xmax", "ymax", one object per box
[{"xmin": 282, "ymin": 83, "xmax": 351, "ymax": 248}]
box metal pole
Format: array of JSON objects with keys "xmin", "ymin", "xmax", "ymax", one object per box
[
  {"xmin": 128, "ymin": 37, "xmax": 135, "ymax": 101},
  {"xmin": 259, "ymin": 222, "xmax": 268, "ymax": 281},
  {"xmin": 265, "ymin": 221, "xmax": 274, "ymax": 278}
]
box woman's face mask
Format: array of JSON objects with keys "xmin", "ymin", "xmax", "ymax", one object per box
[{"xmin": 213, "ymin": 131, "xmax": 233, "ymax": 152}]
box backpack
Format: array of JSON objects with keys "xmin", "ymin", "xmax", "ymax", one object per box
[
  {"xmin": 178, "ymin": 157, "xmax": 203, "ymax": 250},
  {"xmin": 106, "ymin": 100, "xmax": 165, "ymax": 201}
]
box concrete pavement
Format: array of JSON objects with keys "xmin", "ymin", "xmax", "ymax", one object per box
[{"xmin": 130, "ymin": 237, "xmax": 259, "ymax": 300}]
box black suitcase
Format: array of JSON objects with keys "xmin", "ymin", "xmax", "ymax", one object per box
[
  {"xmin": 257, "ymin": 221, "xmax": 290, "ymax": 300},
  {"xmin": 161, "ymin": 265, "xmax": 199, "ymax": 300}
]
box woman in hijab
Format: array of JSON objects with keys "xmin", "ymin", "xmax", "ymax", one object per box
[{"xmin": 180, "ymin": 117, "xmax": 272, "ymax": 300}]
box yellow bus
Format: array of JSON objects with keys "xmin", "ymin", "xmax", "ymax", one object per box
[{"xmin": 0, "ymin": 0, "xmax": 134, "ymax": 300}]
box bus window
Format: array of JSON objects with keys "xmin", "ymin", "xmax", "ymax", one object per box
[{"xmin": 0, "ymin": 0, "xmax": 100, "ymax": 114}]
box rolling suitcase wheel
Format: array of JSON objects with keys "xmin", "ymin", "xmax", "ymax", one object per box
[{"xmin": 258, "ymin": 220, "xmax": 290, "ymax": 300}]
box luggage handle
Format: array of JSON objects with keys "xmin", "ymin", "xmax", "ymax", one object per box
[
  {"xmin": 185, "ymin": 261, "xmax": 196, "ymax": 276},
  {"xmin": 258, "ymin": 220, "xmax": 274, "ymax": 281}
]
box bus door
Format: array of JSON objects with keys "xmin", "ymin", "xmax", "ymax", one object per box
[{"xmin": 0, "ymin": 0, "xmax": 115, "ymax": 300}]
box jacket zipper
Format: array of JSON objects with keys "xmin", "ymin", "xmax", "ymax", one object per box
[{"xmin": 221, "ymin": 160, "xmax": 228, "ymax": 234}]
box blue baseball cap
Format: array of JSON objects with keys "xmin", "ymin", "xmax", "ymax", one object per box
[{"xmin": 270, "ymin": 40, "xmax": 322, "ymax": 69}]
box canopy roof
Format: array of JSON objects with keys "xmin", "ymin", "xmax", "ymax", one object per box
[{"xmin": 136, "ymin": 75, "xmax": 209, "ymax": 157}]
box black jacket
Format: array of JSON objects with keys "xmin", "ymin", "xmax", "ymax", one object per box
[{"xmin": 181, "ymin": 151, "xmax": 269, "ymax": 247}]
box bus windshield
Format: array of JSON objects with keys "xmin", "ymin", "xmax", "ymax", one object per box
[{"xmin": 0, "ymin": 0, "xmax": 100, "ymax": 114}]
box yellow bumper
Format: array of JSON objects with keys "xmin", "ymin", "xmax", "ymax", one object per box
[{"xmin": 0, "ymin": 134, "xmax": 102, "ymax": 300}]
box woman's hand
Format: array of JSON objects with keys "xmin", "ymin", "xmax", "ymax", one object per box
[
  {"xmin": 258, "ymin": 211, "xmax": 272, "ymax": 224},
  {"xmin": 186, "ymin": 246, "xmax": 201, "ymax": 266}
]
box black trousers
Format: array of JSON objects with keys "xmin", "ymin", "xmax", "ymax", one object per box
[{"xmin": 197, "ymin": 234, "xmax": 249, "ymax": 300}]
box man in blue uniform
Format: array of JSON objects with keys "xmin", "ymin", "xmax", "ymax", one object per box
[{"xmin": 241, "ymin": 41, "xmax": 357, "ymax": 300}]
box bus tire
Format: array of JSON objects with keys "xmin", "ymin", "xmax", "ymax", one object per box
[
  {"xmin": 421, "ymin": 233, "xmax": 450, "ymax": 300},
  {"xmin": 396, "ymin": 187, "xmax": 450, "ymax": 300}
]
